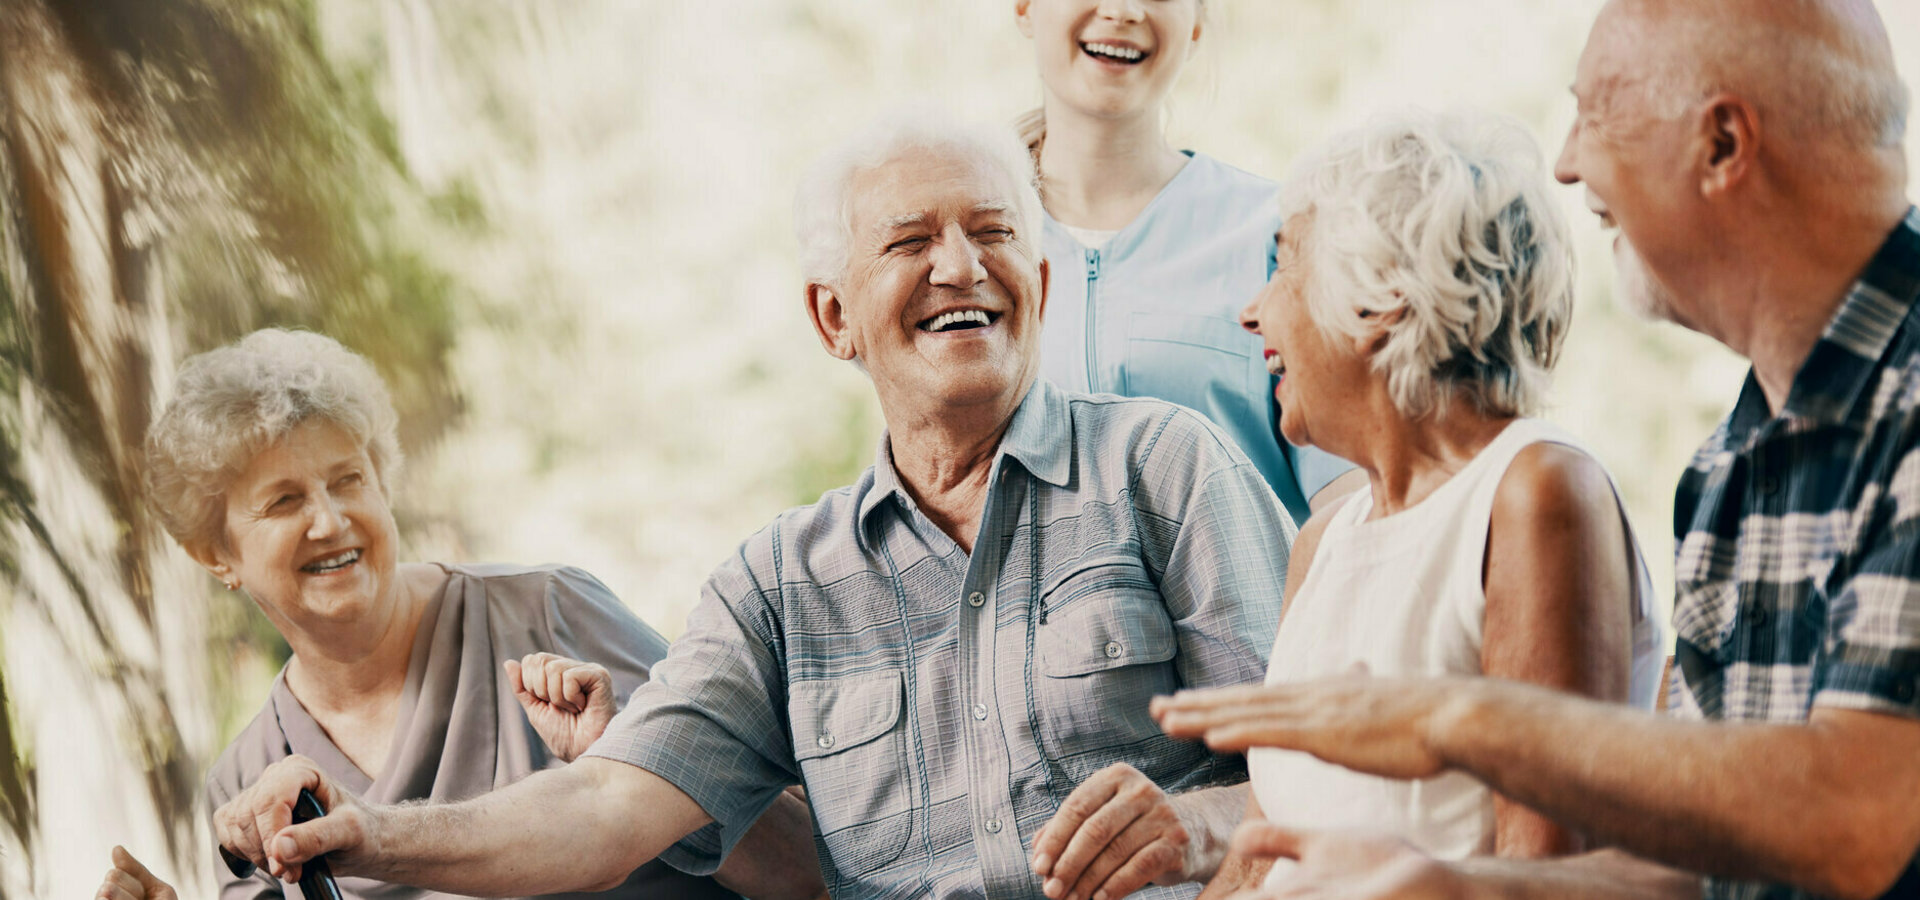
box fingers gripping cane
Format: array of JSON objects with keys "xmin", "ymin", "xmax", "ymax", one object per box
[{"xmin": 218, "ymin": 789, "xmax": 345, "ymax": 900}]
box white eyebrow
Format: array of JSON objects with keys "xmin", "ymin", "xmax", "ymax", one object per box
[
  {"xmin": 878, "ymin": 212, "xmax": 927, "ymax": 231},
  {"xmin": 972, "ymin": 201, "xmax": 1015, "ymax": 215}
]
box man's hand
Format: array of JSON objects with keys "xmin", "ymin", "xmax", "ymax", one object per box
[
  {"xmin": 505, "ymin": 653, "xmax": 618, "ymax": 762},
  {"xmin": 96, "ymin": 846, "xmax": 179, "ymax": 900},
  {"xmin": 1223, "ymin": 823, "xmax": 1461, "ymax": 900},
  {"xmin": 213, "ymin": 755, "xmax": 378, "ymax": 884},
  {"xmin": 1031, "ymin": 763, "xmax": 1203, "ymax": 900},
  {"xmin": 1151, "ymin": 677, "xmax": 1457, "ymax": 781}
]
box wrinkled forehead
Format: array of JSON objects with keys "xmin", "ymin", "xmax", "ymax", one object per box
[
  {"xmin": 847, "ymin": 147, "xmax": 1025, "ymax": 235},
  {"xmin": 1575, "ymin": 1, "xmax": 1658, "ymax": 102}
]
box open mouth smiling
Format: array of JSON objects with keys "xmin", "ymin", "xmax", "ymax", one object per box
[
  {"xmin": 1081, "ymin": 41, "xmax": 1148, "ymax": 65},
  {"xmin": 918, "ymin": 309, "xmax": 1001, "ymax": 333},
  {"xmin": 301, "ymin": 548, "xmax": 362, "ymax": 575}
]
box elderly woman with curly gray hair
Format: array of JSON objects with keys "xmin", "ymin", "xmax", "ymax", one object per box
[
  {"xmin": 95, "ymin": 329, "xmax": 822, "ymax": 900},
  {"xmin": 1150, "ymin": 110, "xmax": 1670, "ymax": 897}
]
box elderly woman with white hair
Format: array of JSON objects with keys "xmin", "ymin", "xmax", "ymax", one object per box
[
  {"xmin": 94, "ymin": 329, "xmax": 821, "ymax": 900},
  {"xmin": 1179, "ymin": 110, "xmax": 1666, "ymax": 894}
]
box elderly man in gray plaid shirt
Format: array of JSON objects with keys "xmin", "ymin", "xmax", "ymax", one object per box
[
  {"xmin": 1156, "ymin": 1, "xmax": 1920, "ymax": 899},
  {"xmin": 212, "ymin": 109, "xmax": 1296, "ymax": 900}
]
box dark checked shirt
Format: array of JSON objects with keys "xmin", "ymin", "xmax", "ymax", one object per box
[
  {"xmin": 1669, "ymin": 208, "xmax": 1920, "ymax": 900},
  {"xmin": 585, "ymin": 378, "xmax": 1293, "ymax": 900}
]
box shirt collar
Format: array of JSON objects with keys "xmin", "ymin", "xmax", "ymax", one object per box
[
  {"xmin": 1733, "ymin": 207, "xmax": 1920, "ymax": 440},
  {"xmin": 855, "ymin": 378, "xmax": 1072, "ymax": 530}
]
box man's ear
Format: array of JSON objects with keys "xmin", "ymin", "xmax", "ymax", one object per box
[
  {"xmin": 1015, "ymin": 0, "xmax": 1034, "ymax": 38},
  {"xmin": 805, "ymin": 282, "xmax": 858, "ymax": 362},
  {"xmin": 1036, "ymin": 257, "xmax": 1051, "ymax": 325},
  {"xmin": 1699, "ymin": 94, "xmax": 1758, "ymax": 198},
  {"xmin": 1354, "ymin": 305, "xmax": 1406, "ymax": 357}
]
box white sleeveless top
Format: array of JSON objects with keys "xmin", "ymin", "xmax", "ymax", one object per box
[{"xmin": 1250, "ymin": 419, "xmax": 1664, "ymax": 882}]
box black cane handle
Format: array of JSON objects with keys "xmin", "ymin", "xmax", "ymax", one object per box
[{"xmin": 218, "ymin": 788, "xmax": 344, "ymax": 900}]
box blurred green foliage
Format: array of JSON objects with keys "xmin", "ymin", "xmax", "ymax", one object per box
[{"xmin": 0, "ymin": 0, "xmax": 470, "ymax": 884}]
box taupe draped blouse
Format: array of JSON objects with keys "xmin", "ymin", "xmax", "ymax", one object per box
[{"xmin": 207, "ymin": 563, "xmax": 738, "ymax": 900}]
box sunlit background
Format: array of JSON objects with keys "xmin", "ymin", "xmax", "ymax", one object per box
[{"xmin": 3, "ymin": 1, "xmax": 1918, "ymax": 896}]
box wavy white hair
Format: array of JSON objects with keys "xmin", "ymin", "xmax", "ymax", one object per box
[
  {"xmin": 1281, "ymin": 109, "xmax": 1575, "ymax": 419},
  {"xmin": 793, "ymin": 107, "xmax": 1044, "ymax": 285},
  {"xmin": 144, "ymin": 328, "xmax": 403, "ymax": 550}
]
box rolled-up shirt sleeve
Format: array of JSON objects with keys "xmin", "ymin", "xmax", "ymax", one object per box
[{"xmin": 580, "ymin": 533, "xmax": 799, "ymax": 874}]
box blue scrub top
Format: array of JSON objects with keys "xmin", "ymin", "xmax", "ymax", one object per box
[{"xmin": 1038, "ymin": 152, "xmax": 1355, "ymax": 525}]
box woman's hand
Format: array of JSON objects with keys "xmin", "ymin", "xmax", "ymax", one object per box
[
  {"xmin": 214, "ymin": 754, "xmax": 378, "ymax": 884},
  {"xmin": 1222, "ymin": 823, "xmax": 1462, "ymax": 900},
  {"xmin": 505, "ymin": 653, "xmax": 617, "ymax": 762},
  {"xmin": 96, "ymin": 846, "xmax": 178, "ymax": 900}
]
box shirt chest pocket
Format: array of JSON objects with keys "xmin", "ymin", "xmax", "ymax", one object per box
[
  {"xmin": 1033, "ymin": 560, "xmax": 1181, "ymax": 765},
  {"xmin": 790, "ymin": 672, "xmax": 912, "ymax": 877},
  {"xmin": 1123, "ymin": 312, "xmax": 1261, "ymax": 415}
]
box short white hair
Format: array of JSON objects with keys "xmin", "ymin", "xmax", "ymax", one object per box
[
  {"xmin": 144, "ymin": 328, "xmax": 403, "ymax": 550},
  {"xmin": 1280, "ymin": 109, "xmax": 1574, "ymax": 419},
  {"xmin": 793, "ymin": 107, "xmax": 1044, "ymax": 285}
]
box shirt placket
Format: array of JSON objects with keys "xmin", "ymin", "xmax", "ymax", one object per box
[{"xmin": 956, "ymin": 463, "xmax": 1037, "ymax": 899}]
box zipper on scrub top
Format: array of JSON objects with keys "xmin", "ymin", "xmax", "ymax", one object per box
[{"xmin": 1082, "ymin": 248, "xmax": 1102, "ymax": 392}]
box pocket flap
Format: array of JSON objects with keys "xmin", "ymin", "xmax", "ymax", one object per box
[
  {"xmin": 1039, "ymin": 592, "xmax": 1178, "ymax": 677},
  {"xmin": 791, "ymin": 671, "xmax": 904, "ymax": 761}
]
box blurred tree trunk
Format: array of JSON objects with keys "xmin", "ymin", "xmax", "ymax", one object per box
[{"xmin": 0, "ymin": 0, "xmax": 462, "ymax": 895}]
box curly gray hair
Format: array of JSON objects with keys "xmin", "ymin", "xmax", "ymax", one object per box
[
  {"xmin": 144, "ymin": 328, "xmax": 403, "ymax": 550},
  {"xmin": 1280, "ymin": 109, "xmax": 1575, "ymax": 419}
]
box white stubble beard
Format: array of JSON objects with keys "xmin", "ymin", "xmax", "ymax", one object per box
[{"xmin": 1613, "ymin": 234, "xmax": 1681, "ymax": 325}]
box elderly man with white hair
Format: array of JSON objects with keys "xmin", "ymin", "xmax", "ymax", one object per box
[
  {"xmin": 1155, "ymin": 1, "xmax": 1920, "ymax": 899},
  {"xmin": 208, "ymin": 109, "xmax": 1295, "ymax": 900}
]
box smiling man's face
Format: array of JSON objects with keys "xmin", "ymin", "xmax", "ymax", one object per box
[
  {"xmin": 1554, "ymin": 0, "xmax": 1700, "ymax": 327},
  {"xmin": 809, "ymin": 145, "xmax": 1049, "ymax": 417}
]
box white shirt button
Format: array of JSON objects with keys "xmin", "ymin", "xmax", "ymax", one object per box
[
  {"xmin": 972, "ymin": 703, "xmax": 989, "ymax": 721},
  {"xmin": 968, "ymin": 591, "xmax": 985, "ymax": 607},
  {"xmin": 1104, "ymin": 641, "xmax": 1123, "ymax": 658},
  {"xmin": 985, "ymin": 818, "xmax": 1002, "ymax": 834},
  {"xmin": 817, "ymin": 733, "xmax": 835, "ymax": 750}
]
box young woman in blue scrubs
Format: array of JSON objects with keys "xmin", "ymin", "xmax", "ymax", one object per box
[{"xmin": 1015, "ymin": 0, "xmax": 1360, "ymax": 524}]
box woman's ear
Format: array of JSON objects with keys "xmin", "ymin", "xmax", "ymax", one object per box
[
  {"xmin": 1354, "ymin": 305, "xmax": 1407, "ymax": 357},
  {"xmin": 184, "ymin": 539, "xmax": 237, "ymax": 589}
]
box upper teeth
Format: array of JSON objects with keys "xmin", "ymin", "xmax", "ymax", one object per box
[
  {"xmin": 1085, "ymin": 42, "xmax": 1143, "ymax": 61},
  {"xmin": 305, "ymin": 549, "xmax": 360, "ymax": 572},
  {"xmin": 925, "ymin": 310, "xmax": 991, "ymax": 332},
  {"xmin": 1266, "ymin": 355, "xmax": 1286, "ymax": 376}
]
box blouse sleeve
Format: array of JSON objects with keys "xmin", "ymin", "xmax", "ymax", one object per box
[{"xmin": 538, "ymin": 566, "xmax": 672, "ymax": 705}]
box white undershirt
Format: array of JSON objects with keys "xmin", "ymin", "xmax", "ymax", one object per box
[{"xmin": 1059, "ymin": 223, "xmax": 1119, "ymax": 250}]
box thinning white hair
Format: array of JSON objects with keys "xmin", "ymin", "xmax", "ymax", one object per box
[
  {"xmin": 1281, "ymin": 109, "xmax": 1575, "ymax": 419},
  {"xmin": 793, "ymin": 106, "xmax": 1044, "ymax": 285},
  {"xmin": 1626, "ymin": 0, "xmax": 1909, "ymax": 151}
]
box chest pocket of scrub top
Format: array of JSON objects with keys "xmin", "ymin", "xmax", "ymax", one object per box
[
  {"xmin": 791, "ymin": 672, "xmax": 912, "ymax": 877},
  {"xmin": 1034, "ymin": 558, "xmax": 1183, "ymax": 779},
  {"xmin": 1124, "ymin": 312, "xmax": 1262, "ymax": 420}
]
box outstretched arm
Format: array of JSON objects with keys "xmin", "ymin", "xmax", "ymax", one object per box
[
  {"xmin": 217, "ymin": 755, "xmax": 709, "ymax": 897},
  {"xmin": 1154, "ymin": 680, "xmax": 1920, "ymax": 899}
]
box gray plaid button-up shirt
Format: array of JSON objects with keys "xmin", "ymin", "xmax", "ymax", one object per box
[
  {"xmin": 586, "ymin": 378, "xmax": 1295, "ymax": 899},
  {"xmin": 1671, "ymin": 208, "xmax": 1920, "ymax": 900}
]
